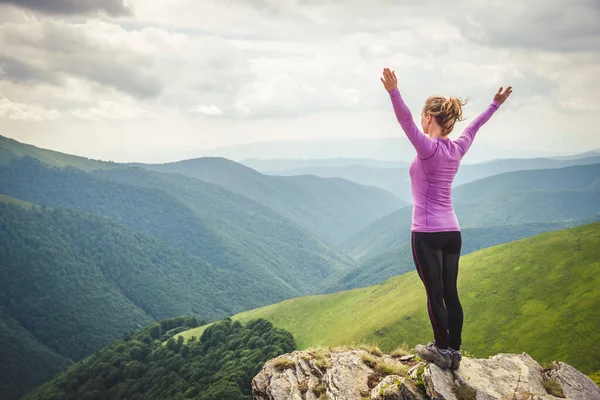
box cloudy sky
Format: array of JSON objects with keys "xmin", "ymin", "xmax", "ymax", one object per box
[{"xmin": 0, "ymin": 0, "xmax": 598, "ymax": 163}]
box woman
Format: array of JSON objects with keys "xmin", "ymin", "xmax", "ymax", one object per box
[{"xmin": 380, "ymin": 67, "xmax": 512, "ymax": 370}]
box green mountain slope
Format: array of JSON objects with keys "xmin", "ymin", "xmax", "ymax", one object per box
[
  {"xmin": 0, "ymin": 198, "xmax": 274, "ymax": 397},
  {"xmin": 0, "ymin": 307, "xmax": 71, "ymax": 400},
  {"xmin": 136, "ymin": 157, "xmax": 402, "ymax": 244},
  {"xmin": 0, "ymin": 135, "xmax": 111, "ymax": 171},
  {"xmin": 339, "ymin": 206, "xmax": 412, "ymax": 260},
  {"xmin": 180, "ymin": 223, "xmax": 600, "ymax": 375},
  {"xmin": 456, "ymin": 190, "xmax": 600, "ymax": 227},
  {"xmin": 0, "ymin": 157, "xmax": 355, "ymax": 299},
  {"xmin": 0, "ymin": 202, "xmax": 155, "ymax": 361},
  {"xmin": 453, "ymin": 163, "xmax": 600, "ymax": 205},
  {"xmin": 0, "ymin": 200, "xmax": 252, "ymax": 350},
  {"xmin": 454, "ymin": 155, "xmax": 600, "ymax": 187}
]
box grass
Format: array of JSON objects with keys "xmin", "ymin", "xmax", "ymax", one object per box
[
  {"xmin": 312, "ymin": 383, "xmax": 326, "ymax": 396},
  {"xmin": 175, "ymin": 325, "xmax": 211, "ymax": 343},
  {"xmin": 375, "ymin": 361, "xmax": 407, "ymax": 377},
  {"xmin": 175, "ymin": 223, "xmax": 600, "ymax": 374},
  {"xmin": 390, "ymin": 343, "xmax": 412, "ymax": 358},
  {"xmin": 298, "ymin": 380, "xmax": 308, "ymax": 393},
  {"xmin": 589, "ymin": 371, "xmax": 600, "ymax": 386},
  {"xmin": 542, "ymin": 377, "xmax": 565, "ymax": 398},
  {"xmin": 315, "ymin": 357, "xmax": 333, "ymax": 370},
  {"xmin": 361, "ymin": 353, "xmax": 377, "ymax": 369},
  {"xmin": 0, "ymin": 195, "xmax": 38, "ymax": 209},
  {"xmin": 414, "ymin": 362, "xmax": 426, "ymax": 393},
  {"xmin": 451, "ymin": 382, "xmax": 477, "ymax": 400},
  {"xmin": 272, "ymin": 357, "xmax": 296, "ymax": 371}
]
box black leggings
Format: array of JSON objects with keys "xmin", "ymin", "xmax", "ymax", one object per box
[{"xmin": 411, "ymin": 231, "xmax": 464, "ymax": 350}]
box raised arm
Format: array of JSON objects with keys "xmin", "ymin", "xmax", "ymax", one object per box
[
  {"xmin": 455, "ymin": 86, "xmax": 513, "ymax": 157},
  {"xmin": 454, "ymin": 101, "xmax": 499, "ymax": 157},
  {"xmin": 381, "ymin": 68, "xmax": 437, "ymax": 159}
]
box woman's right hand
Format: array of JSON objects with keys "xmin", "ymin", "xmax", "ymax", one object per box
[
  {"xmin": 494, "ymin": 86, "xmax": 513, "ymax": 105},
  {"xmin": 380, "ymin": 68, "xmax": 397, "ymax": 92}
]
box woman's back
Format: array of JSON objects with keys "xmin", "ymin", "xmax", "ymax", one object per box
[{"xmin": 409, "ymin": 138, "xmax": 463, "ymax": 232}]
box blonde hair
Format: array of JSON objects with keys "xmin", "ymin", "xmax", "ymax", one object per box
[{"xmin": 423, "ymin": 95, "xmax": 469, "ymax": 136}]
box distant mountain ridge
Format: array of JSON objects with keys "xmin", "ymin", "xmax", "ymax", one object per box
[
  {"xmin": 241, "ymin": 157, "xmax": 408, "ymax": 170},
  {"xmin": 132, "ymin": 157, "xmax": 403, "ymax": 244}
]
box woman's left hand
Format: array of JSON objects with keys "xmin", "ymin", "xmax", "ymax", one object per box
[
  {"xmin": 493, "ymin": 86, "xmax": 513, "ymax": 105},
  {"xmin": 380, "ymin": 68, "xmax": 398, "ymax": 92}
]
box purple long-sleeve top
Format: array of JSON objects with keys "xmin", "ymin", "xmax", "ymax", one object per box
[{"xmin": 388, "ymin": 87, "xmax": 500, "ymax": 232}]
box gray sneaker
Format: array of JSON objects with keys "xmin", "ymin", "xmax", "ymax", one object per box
[
  {"xmin": 414, "ymin": 341, "xmax": 452, "ymax": 369},
  {"xmin": 451, "ymin": 351, "xmax": 462, "ymax": 370}
]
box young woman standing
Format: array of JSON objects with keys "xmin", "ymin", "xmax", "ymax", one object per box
[{"xmin": 380, "ymin": 67, "xmax": 512, "ymax": 370}]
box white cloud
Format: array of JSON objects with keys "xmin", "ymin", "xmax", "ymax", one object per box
[
  {"xmin": 190, "ymin": 104, "xmax": 224, "ymax": 116},
  {"xmin": 72, "ymin": 100, "xmax": 154, "ymax": 120},
  {"xmin": 559, "ymin": 98, "xmax": 600, "ymax": 113},
  {"xmin": 0, "ymin": 98, "xmax": 60, "ymax": 120}
]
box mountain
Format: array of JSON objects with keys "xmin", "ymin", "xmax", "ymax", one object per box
[
  {"xmin": 340, "ymin": 163, "xmax": 600, "ymax": 260},
  {"xmin": 340, "ymin": 206, "xmax": 412, "ymax": 260},
  {"xmin": 0, "ymin": 157, "xmax": 355, "ymax": 300},
  {"xmin": 0, "ymin": 199, "xmax": 256, "ymax": 397},
  {"xmin": 0, "ymin": 136, "xmax": 369, "ymax": 397},
  {"xmin": 452, "ymin": 162, "xmax": 600, "ymax": 205},
  {"xmin": 453, "ymin": 155, "xmax": 600, "ymax": 187},
  {"xmin": 550, "ymin": 149, "xmax": 600, "ymax": 160},
  {"xmin": 456, "ymin": 190, "xmax": 600, "ymax": 227},
  {"xmin": 177, "ymin": 222, "xmax": 600, "ymax": 376},
  {"xmin": 0, "ymin": 307, "xmax": 71, "ymax": 400},
  {"xmin": 0, "ymin": 135, "xmax": 112, "ymax": 171},
  {"xmin": 240, "ymin": 158, "xmax": 408, "ymax": 171},
  {"xmin": 262, "ymin": 164, "xmax": 413, "ymax": 203},
  {"xmin": 134, "ymin": 157, "xmax": 403, "ymax": 244},
  {"xmin": 3, "ymin": 186, "xmax": 339, "ymax": 396}
]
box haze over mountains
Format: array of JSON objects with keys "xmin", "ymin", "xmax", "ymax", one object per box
[
  {"xmin": 198, "ymin": 137, "xmax": 593, "ymax": 165},
  {"xmin": 1, "ymin": 133, "xmax": 600, "ymax": 398}
]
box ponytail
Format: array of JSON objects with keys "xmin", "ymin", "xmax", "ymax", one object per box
[{"xmin": 423, "ymin": 95, "xmax": 469, "ymax": 136}]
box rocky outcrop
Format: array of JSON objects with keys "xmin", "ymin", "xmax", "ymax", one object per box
[{"xmin": 251, "ymin": 346, "xmax": 600, "ymax": 400}]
